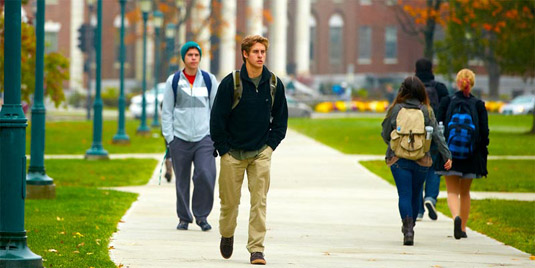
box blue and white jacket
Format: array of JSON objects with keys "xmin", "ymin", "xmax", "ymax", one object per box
[{"xmin": 161, "ymin": 69, "xmax": 219, "ymax": 144}]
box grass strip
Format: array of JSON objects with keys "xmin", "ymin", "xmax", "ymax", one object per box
[
  {"xmin": 359, "ymin": 159, "xmax": 535, "ymax": 192},
  {"xmin": 45, "ymin": 158, "xmax": 158, "ymax": 187},
  {"xmin": 27, "ymin": 120, "xmax": 165, "ymax": 154},
  {"xmin": 25, "ymin": 158, "xmax": 157, "ymax": 267},
  {"xmin": 289, "ymin": 114, "xmax": 535, "ymax": 155},
  {"xmin": 436, "ymin": 199, "xmax": 535, "ymax": 255},
  {"xmin": 26, "ymin": 187, "xmax": 137, "ymax": 268}
]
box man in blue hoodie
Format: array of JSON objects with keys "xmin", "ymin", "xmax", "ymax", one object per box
[{"xmin": 161, "ymin": 41, "xmax": 219, "ymax": 231}]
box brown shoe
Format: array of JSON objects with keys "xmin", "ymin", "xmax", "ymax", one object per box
[
  {"xmin": 220, "ymin": 236, "xmax": 233, "ymax": 259},
  {"xmin": 250, "ymin": 252, "xmax": 266, "ymax": 265}
]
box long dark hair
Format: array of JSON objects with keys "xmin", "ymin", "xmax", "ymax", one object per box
[{"xmin": 386, "ymin": 76, "xmax": 430, "ymax": 117}]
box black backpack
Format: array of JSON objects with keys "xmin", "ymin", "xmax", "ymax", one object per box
[
  {"xmin": 424, "ymin": 81, "xmax": 440, "ymax": 112},
  {"xmin": 444, "ymin": 95, "xmax": 479, "ymax": 159}
]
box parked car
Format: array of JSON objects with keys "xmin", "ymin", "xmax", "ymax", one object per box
[
  {"xmin": 129, "ymin": 83, "xmax": 166, "ymax": 119},
  {"xmin": 500, "ymin": 95, "xmax": 535, "ymax": 115},
  {"xmin": 286, "ymin": 95, "xmax": 312, "ymax": 118}
]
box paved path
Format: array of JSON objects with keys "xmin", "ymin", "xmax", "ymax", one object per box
[{"xmin": 108, "ymin": 129, "xmax": 534, "ymax": 267}]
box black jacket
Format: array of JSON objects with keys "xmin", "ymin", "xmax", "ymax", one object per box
[
  {"xmin": 210, "ymin": 64, "xmax": 288, "ymax": 156},
  {"xmin": 416, "ymin": 71, "xmax": 449, "ymax": 115},
  {"xmin": 436, "ymin": 91, "xmax": 489, "ymax": 176}
]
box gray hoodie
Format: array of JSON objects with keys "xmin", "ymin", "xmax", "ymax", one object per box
[{"xmin": 161, "ymin": 69, "xmax": 219, "ymax": 144}]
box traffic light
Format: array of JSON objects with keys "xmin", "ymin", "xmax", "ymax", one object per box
[{"xmin": 77, "ymin": 23, "xmax": 92, "ymax": 53}]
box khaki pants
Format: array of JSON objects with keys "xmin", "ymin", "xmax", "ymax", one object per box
[{"xmin": 218, "ymin": 147, "xmax": 272, "ymax": 253}]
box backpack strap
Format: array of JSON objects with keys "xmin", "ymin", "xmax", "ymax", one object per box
[
  {"xmin": 270, "ymin": 72, "xmax": 277, "ymax": 110},
  {"xmin": 171, "ymin": 71, "xmax": 181, "ymax": 107},
  {"xmin": 201, "ymin": 70, "xmax": 212, "ymax": 96},
  {"xmin": 232, "ymin": 70, "xmax": 242, "ymax": 109},
  {"xmin": 231, "ymin": 70, "xmax": 277, "ymax": 111}
]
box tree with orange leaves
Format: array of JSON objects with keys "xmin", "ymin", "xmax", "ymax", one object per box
[
  {"xmin": 435, "ymin": 0, "xmax": 534, "ymax": 100},
  {"xmin": 395, "ymin": 0, "xmax": 449, "ymax": 60}
]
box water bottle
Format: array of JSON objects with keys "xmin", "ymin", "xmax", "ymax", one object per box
[
  {"xmin": 425, "ymin": 126, "xmax": 433, "ymax": 140},
  {"xmin": 438, "ymin": 121, "xmax": 445, "ymax": 134}
]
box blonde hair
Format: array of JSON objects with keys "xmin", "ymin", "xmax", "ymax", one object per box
[
  {"xmin": 456, "ymin": 68, "xmax": 475, "ymax": 97},
  {"xmin": 241, "ymin": 35, "xmax": 269, "ymax": 63}
]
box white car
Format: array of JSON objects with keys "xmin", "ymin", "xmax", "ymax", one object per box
[
  {"xmin": 129, "ymin": 83, "xmax": 166, "ymax": 119},
  {"xmin": 286, "ymin": 95, "xmax": 312, "ymax": 118},
  {"xmin": 500, "ymin": 95, "xmax": 535, "ymax": 115}
]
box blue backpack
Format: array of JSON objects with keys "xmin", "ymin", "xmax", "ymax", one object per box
[
  {"xmin": 445, "ymin": 95, "xmax": 479, "ymax": 159},
  {"xmin": 171, "ymin": 70, "xmax": 212, "ymax": 106}
]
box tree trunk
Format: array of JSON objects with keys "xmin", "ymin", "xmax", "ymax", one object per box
[
  {"xmin": 486, "ymin": 60, "xmax": 501, "ymax": 100},
  {"xmin": 423, "ymin": 0, "xmax": 441, "ymax": 60}
]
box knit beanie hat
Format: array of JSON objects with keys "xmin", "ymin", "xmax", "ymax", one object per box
[{"xmin": 180, "ymin": 41, "xmax": 202, "ymax": 61}]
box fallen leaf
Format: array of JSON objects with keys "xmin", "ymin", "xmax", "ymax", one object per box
[
  {"xmin": 48, "ymin": 249, "xmax": 58, "ymax": 253},
  {"xmin": 95, "ymin": 239, "xmax": 101, "ymax": 245},
  {"xmin": 77, "ymin": 242, "xmax": 85, "ymax": 248},
  {"xmin": 59, "ymin": 231, "xmax": 65, "ymax": 235},
  {"xmin": 73, "ymin": 251, "xmax": 79, "ymax": 254},
  {"xmin": 109, "ymin": 246, "xmax": 115, "ymax": 250},
  {"xmin": 530, "ymin": 255, "xmax": 535, "ymax": 260},
  {"xmin": 322, "ymin": 252, "xmax": 330, "ymax": 256},
  {"xmin": 74, "ymin": 232, "xmax": 84, "ymax": 237},
  {"xmin": 56, "ymin": 217, "xmax": 64, "ymax": 221},
  {"xmin": 86, "ymin": 252, "xmax": 94, "ymax": 255},
  {"xmin": 432, "ymin": 265, "xmax": 442, "ymax": 268}
]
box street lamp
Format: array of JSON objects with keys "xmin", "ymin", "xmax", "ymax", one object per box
[
  {"xmin": 85, "ymin": 0, "xmax": 109, "ymax": 159},
  {"xmin": 151, "ymin": 10, "xmax": 163, "ymax": 128},
  {"xmin": 137, "ymin": 0, "xmax": 151, "ymax": 135},
  {"xmin": 27, "ymin": 0, "xmax": 56, "ymax": 199},
  {"xmin": 0, "ymin": 0, "xmax": 43, "ymax": 266},
  {"xmin": 112, "ymin": 0, "xmax": 131, "ymax": 144},
  {"xmin": 86, "ymin": 0, "xmax": 96, "ymax": 121},
  {"xmin": 166, "ymin": 23, "xmax": 177, "ymax": 75}
]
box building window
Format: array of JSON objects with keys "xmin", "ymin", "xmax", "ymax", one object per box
[
  {"xmin": 44, "ymin": 31, "xmax": 58, "ymax": 54},
  {"xmin": 329, "ymin": 13, "xmax": 344, "ymax": 65},
  {"xmin": 310, "ymin": 15, "xmax": 317, "ymax": 63},
  {"xmin": 386, "ymin": 0, "xmax": 396, "ymax": 6},
  {"xmin": 384, "ymin": 26, "xmax": 397, "ymax": 63},
  {"xmin": 360, "ymin": 0, "xmax": 372, "ymax": 5},
  {"xmin": 44, "ymin": 21, "xmax": 61, "ymax": 54},
  {"xmin": 358, "ymin": 26, "xmax": 372, "ymax": 64}
]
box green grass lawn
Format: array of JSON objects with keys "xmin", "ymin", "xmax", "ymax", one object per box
[
  {"xmin": 27, "ymin": 120, "xmax": 165, "ymax": 154},
  {"xmin": 26, "ymin": 158, "xmax": 157, "ymax": 268},
  {"xmin": 360, "ymin": 159, "xmax": 535, "ymax": 192},
  {"xmin": 289, "ymin": 114, "xmax": 535, "ymax": 155},
  {"xmin": 44, "ymin": 159, "xmax": 158, "ymax": 187},
  {"xmin": 436, "ymin": 199, "xmax": 535, "ymax": 255}
]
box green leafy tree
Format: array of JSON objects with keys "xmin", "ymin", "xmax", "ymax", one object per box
[
  {"xmin": 435, "ymin": 0, "xmax": 535, "ymax": 99},
  {"xmin": 0, "ymin": 10, "xmax": 69, "ymax": 107}
]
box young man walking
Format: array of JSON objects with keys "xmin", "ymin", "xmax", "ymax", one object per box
[
  {"xmin": 210, "ymin": 35, "xmax": 288, "ymax": 265},
  {"xmin": 161, "ymin": 41, "xmax": 219, "ymax": 231},
  {"xmin": 415, "ymin": 58, "xmax": 450, "ymax": 221}
]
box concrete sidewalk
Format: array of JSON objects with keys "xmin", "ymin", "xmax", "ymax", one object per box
[{"xmin": 109, "ymin": 129, "xmax": 534, "ymax": 267}]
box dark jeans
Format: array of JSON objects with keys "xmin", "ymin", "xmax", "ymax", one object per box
[
  {"xmin": 390, "ymin": 158, "xmax": 429, "ymax": 220},
  {"xmin": 169, "ymin": 135, "xmax": 216, "ymax": 223},
  {"xmin": 418, "ymin": 152, "xmax": 441, "ymax": 215}
]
